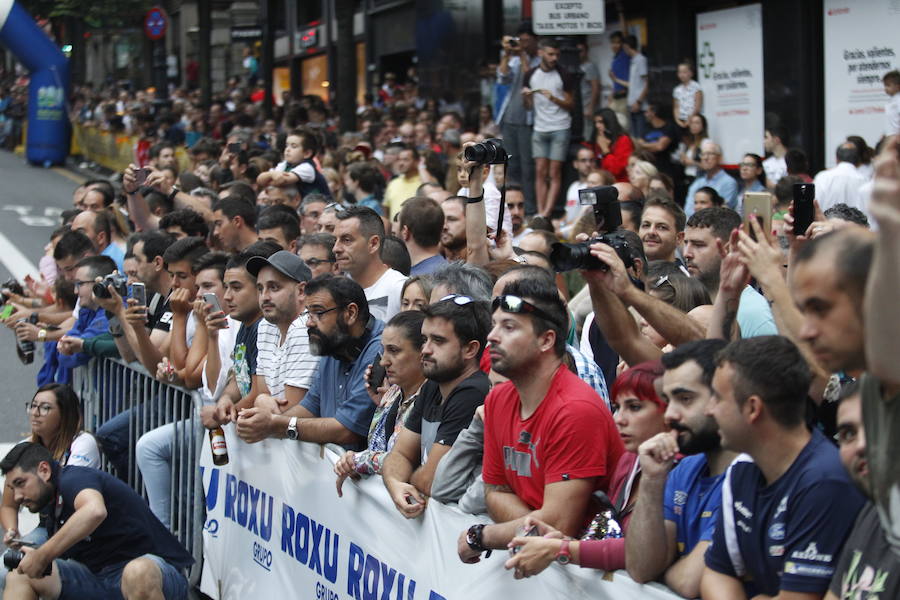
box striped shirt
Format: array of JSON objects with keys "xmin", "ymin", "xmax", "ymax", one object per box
[{"xmin": 255, "ymin": 313, "xmax": 319, "ymax": 398}]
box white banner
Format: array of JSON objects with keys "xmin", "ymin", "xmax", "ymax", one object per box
[
  {"xmin": 533, "ymin": 1, "xmax": 605, "ymax": 35},
  {"xmin": 199, "ymin": 425, "xmax": 684, "ymax": 599},
  {"xmin": 696, "ymin": 4, "xmax": 764, "ymax": 165},
  {"xmin": 823, "ymin": 0, "xmax": 900, "ymax": 166}
]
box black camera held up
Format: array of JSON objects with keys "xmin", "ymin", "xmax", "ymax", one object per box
[
  {"xmin": 550, "ymin": 185, "xmax": 632, "ymax": 272},
  {"xmin": 92, "ymin": 272, "xmax": 128, "ymax": 300},
  {"xmin": 0, "ymin": 278, "xmax": 24, "ymax": 304},
  {"xmin": 4, "ymin": 549, "xmax": 52, "ymax": 575},
  {"xmin": 464, "ymin": 138, "xmax": 509, "ymax": 165}
]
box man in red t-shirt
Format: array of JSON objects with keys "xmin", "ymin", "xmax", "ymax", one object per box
[{"xmin": 457, "ymin": 277, "xmax": 623, "ymax": 566}]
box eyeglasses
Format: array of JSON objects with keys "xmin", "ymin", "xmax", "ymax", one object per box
[
  {"xmin": 739, "ymin": 162, "xmax": 759, "ymax": 168},
  {"xmin": 73, "ymin": 280, "xmax": 90, "ymax": 288},
  {"xmin": 25, "ymin": 402, "xmax": 54, "ymax": 416},
  {"xmin": 700, "ymin": 152, "xmax": 719, "ymax": 158},
  {"xmin": 302, "ymin": 258, "xmax": 334, "ymax": 268},
  {"xmin": 440, "ymin": 294, "xmax": 474, "ymax": 306},
  {"xmin": 492, "ymin": 295, "xmax": 563, "ymax": 328},
  {"xmin": 302, "ymin": 305, "xmax": 344, "ymax": 321}
]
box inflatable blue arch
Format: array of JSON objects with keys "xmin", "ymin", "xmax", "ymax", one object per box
[{"xmin": 0, "ymin": 0, "xmax": 70, "ymax": 165}]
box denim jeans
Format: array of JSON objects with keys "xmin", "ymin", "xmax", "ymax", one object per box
[
  {"xmin": 56, "ymin": 553, "xmax": 187, "ymax": 600},
  {"xmin": 136, "ymin": 420, "xmax": 192, "ymax": 530}
]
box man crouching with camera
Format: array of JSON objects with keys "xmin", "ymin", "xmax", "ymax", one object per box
[{"xmin": 2, "ymin": 442, "xmax": 192, "ymax": 599}]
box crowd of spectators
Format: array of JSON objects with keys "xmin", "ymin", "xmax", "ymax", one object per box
[{"xmin": 1, "ymin": 13, "xmax": 900, "ymax": 600}]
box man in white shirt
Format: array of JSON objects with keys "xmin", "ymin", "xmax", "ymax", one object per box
[
  {"xmin": 884, "ymin": 69, "xmax": 900, "ymax": 137},
  {"xmin": 333, "ymin": 205, "xmax": 406, "ymax": 322},
  {"xmin": 762, "ymin": 126, "xmax": 788, "ymax": 189},
  {"xmin": 813, "ymin": 143, "xmax": 867, "ymax": 212},
  {"xmin": 563, "ymin": 147, "xmax": 596, "ymax": 230},
  {"xmin": 623, "ymin": 35, "xmax": 648, "ymax": 139},
  {"xmin": 523, "ymin": 37, "xmax": 574, "ymax": 218}
]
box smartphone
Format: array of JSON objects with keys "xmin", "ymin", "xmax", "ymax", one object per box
[
  {"xmin": 368, "ymin": 353, "xmax": 387, "ymax": 389},
  {"xmin": 509, "ymin": 525, "xmax": 539, "ymax": 555},
  {"xmin": 228, "ymin": 142, "xmax": 242, "ymax": 154},
  {"xmin": 129, "ymin": 282, "xmax": 146, "ymax": 307},
  {"xmin": 134, "ymin": 168, "xmax": 151, "ymax": 186},
  {"xmin": 742, "ymin": 191, "xmax": 773, "ymax": 242},
  {"xmin": 0, "ymin": 304, "xmax": 14, "ymax": 319},
  {"xmin": 579, "ymin": 185, "xmax": 621, "ymax": 233},
  {"xmin": 793, "ymin": 183, "xmax": 815, "ymax": 236},
  {"xmin": 8, "ymin": 538, "xmax": 37, "ymax": 547},
  {"xmin": 405, "ymin": 495, "xmax": 419, "ymax": 505}
]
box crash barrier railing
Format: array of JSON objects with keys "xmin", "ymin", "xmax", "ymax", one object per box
[
  {"xmin": 71, "ymin": 358, "xmax": 205, "ymax": 586},
  {"xmin": 198, "ymin": 426, "xmax": 685, "ymax": 599},
  {"xmin": 70, "ymin": 124, "xmax": 193, "ymax": 173}
]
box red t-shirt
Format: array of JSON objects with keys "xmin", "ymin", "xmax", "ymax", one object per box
[{"xmin": 482, "ymin": 364, "xmax": 624, "ymax": 511}]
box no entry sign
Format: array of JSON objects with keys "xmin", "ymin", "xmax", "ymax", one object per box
[{"xmin": 144, "ymin": 7, "xmax": 168, "ymax": 40}]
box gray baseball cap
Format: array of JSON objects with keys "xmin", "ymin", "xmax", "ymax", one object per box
[{"xmin": 246, "ymin": 250, "xmax": 312, "ymax": 282}]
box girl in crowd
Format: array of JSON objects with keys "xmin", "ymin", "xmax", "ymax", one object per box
[
  {"xmin": 737, "ymin": 152, "xmax": 767, "ymax": 205},
  {"xmin": 1, "ymin": 384, "xmax": 99, "ymax": 548},
  {"xmin": 590, "ymin": 108, "xmax": 633, "ymax": 182},
  {"xmin": 504, "ymin": 362, "xmax": 668, "ymax": 576},
  {"xmin": 628, "ymin": 160, "xmax": 658, "ymax": 198},
  {"xmin": 678, "ymin": 113, "xmax": 708, "ymax": 186},
  {"xmin": 400, "ymin": 275, "xmax": 433, "ymax": 312},
  {"xmin": 672, "ymin": 60, "xmax": 703, "ymax": 130},
  {"xmin": 333, "ymin": 311, "xmax": 428, "ymax": 496}
]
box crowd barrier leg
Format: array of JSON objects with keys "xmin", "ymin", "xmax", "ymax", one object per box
[{"xmin": 72, "ymin": 358, "xmax": 205, "ymax": 588}]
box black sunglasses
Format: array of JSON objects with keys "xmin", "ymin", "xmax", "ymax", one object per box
[{"xmin": 491, "ymin": 295, "xmax": 564, "ymax": 329}]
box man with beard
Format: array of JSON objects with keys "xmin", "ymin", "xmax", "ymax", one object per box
[
  {"xmin": 440, "ymin": 196, "xmax": 467, "ymax": 261},
  {"xmin": 1, "ymin": 443, "xmax": 192, "ymax": 599},
  {"xmin": 703, "ymin": 337, "xmax": 864, "ymax": 599},
  {"xmin": 232, "ymin": 251, "xmax": 320, "ymax": 443},
  {"xmin": 639, "ymin": 196, "xmax": 685, "ymax": 265},
  {"xmin": 250, "ymin": 274, "xmax": 384, "ymax": 450},
  {"xmin": 382, "ymin": 295, "xmax": 491, "ymax": 518},
  {"xmin": 683, "ymin": 207, "xmax": 776, "ymax": 337},
  {"xmin": 626, "ymin": 339, "xmax": 735, "ymax": 599},
  {"xmin": 457, "ymin": 277, "xmax": 622, "ymax": 566}
]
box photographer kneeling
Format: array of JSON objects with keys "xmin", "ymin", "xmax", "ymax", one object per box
[{"xmin": 1, "ymin": 442, "xmax": 192, "ymax": 599}]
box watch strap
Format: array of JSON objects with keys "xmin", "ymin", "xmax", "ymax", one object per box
[{"xmin": 555, "ymin": 540, "xmax": 571, "ymax": 564}]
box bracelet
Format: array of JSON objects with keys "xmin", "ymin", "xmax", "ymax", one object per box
[{"xmin": 466, "ymin": 195, "xmax": 484, "ymax": 204}]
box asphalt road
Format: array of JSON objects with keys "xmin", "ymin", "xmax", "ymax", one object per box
[{"xmin": 0, "ymin": 149, "xmax": 83, "ymax": 443}]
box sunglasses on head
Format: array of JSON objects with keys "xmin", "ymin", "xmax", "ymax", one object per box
[
  {"xmin": 491, "ymin": 294, "xmax": 563, "ymax": 329},
  {"xmin": 440, "ymin": 294, "xmax": 475, "ymax": 306}
]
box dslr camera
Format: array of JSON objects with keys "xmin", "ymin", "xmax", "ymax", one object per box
[
  {"xmin": 550, "ymin": 230, "xmax": 635, "ymax": 272},
  {"xmin": 92, "ymin": 272, "xmax": 128, "ymax": 299},
  {"xmin": 464, "ymin": 138, "xmax": 509, "ymax": 165},
  {"xmin": 550, "ymin": 185, "xmax": 632, "ymax": 272},
  {"xmin": 4, "ymin": 549, "xmax": 52, "ymax": 575},
  {"xmin": 0, "ymin": 278, "xmax": 24, "ymax": 304}
]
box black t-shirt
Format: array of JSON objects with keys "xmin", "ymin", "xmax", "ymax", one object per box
[
  {"xmin": 405, "ymin": 371, "xmax": 490, "ymax": 462},
  {"xmin": 147, "ymin": 291, "xmax": 173, "ymax": 333},
  {"xmin": 233, "ymin": 318, "xmax": 261, "ymax": 396},
  {"xmin": 44, "ymin": 465, "xmax": 193, "ymax": 572},
  {"xmin": 643, "ymin": 120, "xmax": 682, "ymax": 177},
  {"xmin": 829, "ymin": 502, "xmax": 900, "ymax": 598}
]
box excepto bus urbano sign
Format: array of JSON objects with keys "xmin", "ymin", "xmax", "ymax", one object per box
[{"xmin": 533, "ymin": 0, "xmax": 606, "ymax": 34}]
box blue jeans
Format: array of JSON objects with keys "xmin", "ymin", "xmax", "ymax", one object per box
[
  {"xmin": 56, "ymin": 553, "xmax": 187, "ymax": 600},
  {"xmin": 95, "ymin": 408, "xmax": 134, "ymax": 481},
  {"xmin": 629, "ymin": 110, "xmax": 647, "ymax": 140},
  {"xmin": 500, "ymin": 121, "xmax": 537, "ymax": 215},
  {"xmin": 136, "ymin": 419, "xmax": 193, "ymax": 530}
]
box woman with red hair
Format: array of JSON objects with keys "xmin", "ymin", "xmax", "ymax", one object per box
[{"xmin": 505, "ymin": 361, "xmax": 668, "ymax": 577}]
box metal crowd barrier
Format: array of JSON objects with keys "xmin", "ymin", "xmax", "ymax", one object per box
[{"xmin": 71, "ymin": 358, "xmax": 205, "ymax": 587}]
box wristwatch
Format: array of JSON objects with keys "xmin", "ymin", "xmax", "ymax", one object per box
[
  {"xmin": 286, "ymin": 416, "xmax": 299, "ymax": 440},
  {"xmin": 465, "ymin": 524, "xmax": 492, "ymax": 557},
  {"xmin": 555, "ymin": 540, "xmax": 572, "ymax": 565}
]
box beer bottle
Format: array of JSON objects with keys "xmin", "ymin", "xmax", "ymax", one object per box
[{"xmin": 209, "ymin": 426, "xmax": 229, "ymax": 465}]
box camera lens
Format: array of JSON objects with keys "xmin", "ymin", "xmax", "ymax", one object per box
[
  {"xmin": 4, "ymin": 550, "xmax": 22, "ymax": 571},
  {"xmin": 93, "ymin": 281, "xmax": 111, "ymax": 299},
  {"xmin": 464, "ymin": 144, "xmax": 486, "ymax": 163}
]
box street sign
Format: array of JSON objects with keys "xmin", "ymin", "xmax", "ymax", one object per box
[
  {"xmin": 533, "ymin": 0, "xmax": 605, "ymax": 35},
  {"xmin": 144, "ymin": 7, "xmax": 168, "ymax": 41}
]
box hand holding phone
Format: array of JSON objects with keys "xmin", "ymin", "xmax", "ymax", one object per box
[
  {"xmin": 792, "ymin": 183, "xmax": 815, "ymax": 236},
  {"xmin": 135, "ymin": 168, "xmax": 151, "ymax": 187},
  {"xmin": 367, "ymin": 354, "xmax": 387, "ymax": 390},
  {"xmin": 203, "ymin": 293, "xmax": 229, "ymax": 328}
]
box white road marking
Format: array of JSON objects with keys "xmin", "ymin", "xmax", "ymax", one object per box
[{"xmin": 0, "ymin": 231, "xmax": 40, "ymax": 281}]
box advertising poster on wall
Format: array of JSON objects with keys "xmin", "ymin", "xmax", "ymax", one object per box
[
  {"xmin": 696, "ymin": 4, "xmax": 764, "ymax": 165},
  {"xmin": 823, "ymin": 0, "xmax": 900, "ymax": 166}
]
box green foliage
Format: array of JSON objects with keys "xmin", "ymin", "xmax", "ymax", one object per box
[{"xmin": 21, "ymin": 0, "xmax": 152, "ymax": 29}]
